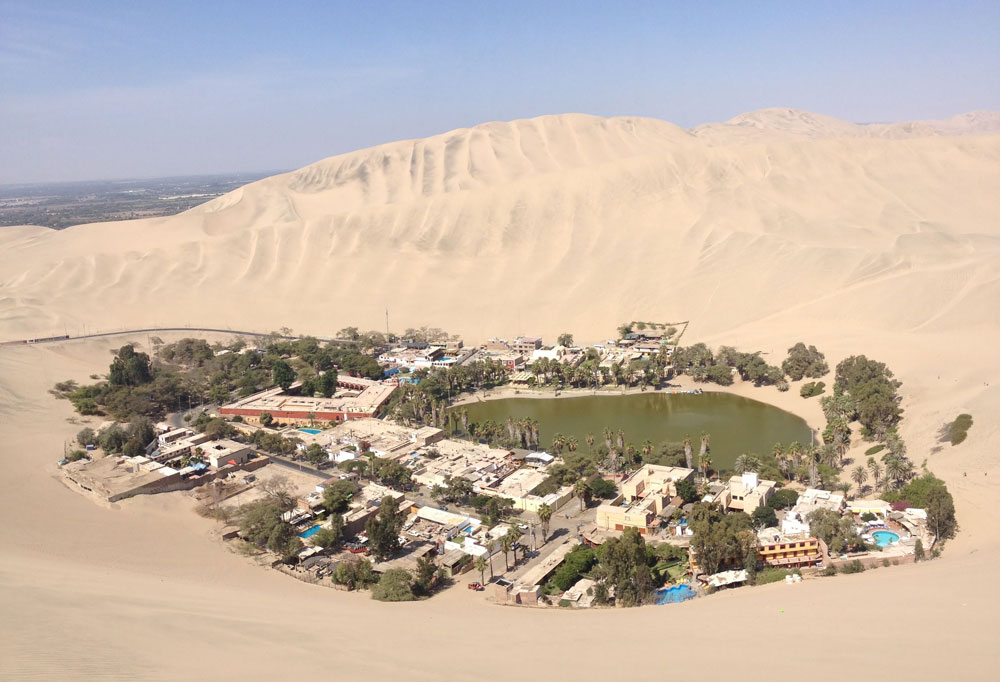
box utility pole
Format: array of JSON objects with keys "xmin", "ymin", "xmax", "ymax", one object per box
[{"xmin": 385, "ymin": 308, "xmax": 390, "ymax": 338}]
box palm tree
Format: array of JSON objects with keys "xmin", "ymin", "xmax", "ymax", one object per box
[
  {"xmin": 699, "ymin": 432, "xmax": 710, "ymax": 462},
  {"xmin": 603, "ymin": 427, "xmax": 613, "ymax": 452},
  {"xmin": 641, "ymin": 440, "xmax": 654, "ymax": 463},
  {"xmin": 586, "ymin": 433, "xmax": 595, "ymax": 453},
  {"xmin": 551, "ymin": 433, "xmax": 566, "ymax": 456},
  {"xmin": 701, "ymin": 453, "xmax": 713, "ymax": 480},
  {"xmin": 499, "ymin": 532, "xmax": 514, "ymax": 571},
  {"xmin": 574, "ymin": 479, "xmax": 590, "ymax": 511},
  {"xmin": 683, "ymin": 436, "xmax": 693, "ymax": 469},
  {"xmin": 509, "ymin": 528, "xmax": 523, "ymax": 565},
  {"xmin": 566, "ymin": 436, "xmax": 578, "ymax": 454},
  {"xmin": 819, "ymin": 444, "xmax": 839, "ymax": 470},
  {"xmin": 474, "ymin": 555, "xmax": 488, "ymax": 585},
  {"xmin": 787, "ymin": 441, "xmax": 804, "ymax": 478},
  {"xmin": 850, "ymin": 465, "xmax": 868, "ymax": 496},
  {"xmin": 734, "ymin": 453, "xmax": 750, "ymax": 475},
  {"xmin": 868, "ymin": 458, "xmax": 884, "ymax": 491},
  {"xmin": 537, "ymin": 503, "xmax": 553, "ymax": 543}
]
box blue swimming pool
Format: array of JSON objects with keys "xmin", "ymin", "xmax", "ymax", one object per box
[
  {"xmin": 298, "ymin": 428, "xmax": 322, "ymax": 435},
  {"xmin": 872, "ymin": 530, "xmax": 899, "ymax": 546},
  {"xmin": 298, "ymin": 524, "xmax": 322, "ymax": 539},
  {"xmin": 655, "ymin": 583, "xmax": 696, "ymax": 605}
]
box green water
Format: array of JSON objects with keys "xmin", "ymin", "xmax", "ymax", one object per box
[{"xmin": 457, "ymin": 391, "xmax": 811, "ymax": 470}]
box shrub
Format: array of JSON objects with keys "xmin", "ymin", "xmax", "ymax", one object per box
[
  {"xmin": 333, "ymin": 559, "xmax": 377, "ymax": 590},
  {"xmin": 754, "ymin": 568, "xmax": 790, "ymax": 585},
  {"xmin": 799, "ymin": 381, "xmax": 825, "ymax": 398},
  {"xmin": 549, "ymin": 546, "xmax": 596, "ymax": 592},
  {"xmin": 66, "ymin": 450, "xmax": 88, "ymax": 462},
  {"xmin": 588, "ymin": 478, "xmax": 617, "ymax": 499},
  {"xmin": 840, "ymin": 560, "xmax": 865, "ymax": 574},
  {"xmin": 860, "ymin": 512, "xmax": 877, "ymax": 522},
  {"xmin": 948, "ymin": 413, "xmax": 973, "ymax": 446},
  {"xmin": 769, "ymin": 489, "xmax": 799, "ymax": 510},
  {"xmin": 865, "ymin": 444, "xmax": 886, "ymax": 456},
  {"xmin": 558, "ymin": 599, "xmax": 572, "ymax": 608},
  {"xmin": 76, "ymin": 428, "xmax": 98, "ymax": 447},
  {"xmin": 675, "ymin": 479, "xmax": 699, "ymax": 504},
  {"xmin": 821, "ymin": 565, "xmax": 837, "ymax": 576},
  {"xmin": 371, "ymin": 568, "xmax": 415, "ymax": 602},
  {"xmin": 751, "ymin": 505, "xmax": 778, "ymax": 529},
  {"xmin": 783, "ymin": 343, "xmax": 829, "ymax": 381}
]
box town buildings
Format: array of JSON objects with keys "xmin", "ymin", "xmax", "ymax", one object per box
[{"xmin": 219, "ymin": 376, "xmax": 397, "ymax": 425}]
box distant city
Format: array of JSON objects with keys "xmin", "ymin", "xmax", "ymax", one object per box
[{"xmin": 0, "ymin": 172, "xmax": 284, "ymax": 229}]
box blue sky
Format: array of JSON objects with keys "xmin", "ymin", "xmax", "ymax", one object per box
[{"xmin": 2, "ymin": 1, "xmax": 998, "ymax": 183}]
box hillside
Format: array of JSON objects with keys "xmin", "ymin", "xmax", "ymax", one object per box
[{"xmin": 0, "ymin": 109, "xmax": 997, "ymax": 347}]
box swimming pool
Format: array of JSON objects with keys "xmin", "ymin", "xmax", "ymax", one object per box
[
  {"xmin": 655, "ymin": 583, "xmax": 696, "ymax": 605},
  {"xmin": 298, "ymin": 428, "xmax": 322, "ymax": 435},
  {"xmin": 297, "ymin": 524, "xmax": 322, "ymax": 539},
  {"xmin": 872, "ymin": 530, "xmax": 899, "ymax": 547}
]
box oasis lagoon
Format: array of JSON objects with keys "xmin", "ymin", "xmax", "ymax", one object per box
[{"xmin": 456, "ymin": 391, "xmax": 812, "ymax": 471}]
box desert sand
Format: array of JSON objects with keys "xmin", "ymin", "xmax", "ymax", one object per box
[{"xmin": 1, "ymin": 109, "xmax": 999, "ymax": 680}]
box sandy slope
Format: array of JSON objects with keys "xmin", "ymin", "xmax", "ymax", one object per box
[
  {"xmin": 1, "ymin": 110, "xmax": 999, "ymax": 680},
  {"xmin": 1, "ymin": 110, "xmax": 998, "ymax": 343}
]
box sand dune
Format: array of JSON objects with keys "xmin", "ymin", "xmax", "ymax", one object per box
[
  {"xmin": 1, "ymin": 109, "xmax": 997, "ymax": 343},
  {"xmin": 1, "ymin": 110, "xmax": 999, "ymax": 679}
]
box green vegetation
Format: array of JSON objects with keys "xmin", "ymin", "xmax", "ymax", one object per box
[
  {"xmin": 674, "ymin": 478, "xmax": 699, "ymax": 504},
  {"xmin": 799, "ymin": 381, "xmax": 825, "ymax": 398},
  {"xmin": 751, "ymin": 505, "xmax": 778, "ymax": 529},
  {"xmin": 59, "ymin": 336, "xmax": 382, "ymax": 423},
  {"xmin": 365, "ymin": 496, "xmax": 404, "ymax": 561},
  {"xmin": 431, "ymin": 475, "xmax": 474, "ymax": 505},
  {"xmin": 833, "ymin": 355, "xmax": 902, "ymax": 438},
  {"xmin": 672, "ymin": 343, "xmax": 785, "ymax": 387},
  {"xmin": 882, "ymin": 474, "xmax": 957, "ymax": 540},
  {"xmin": 322, "ymin": 480, "xmax": 357, "ymax": 513},
  {"xmin": 688, "ymin": 503, "xmax": 757, "ymax": 577},
  {"xmin": 839, "ymin": 560, "xmax": 865, "ymax": 574},
  {"xmin": 754, "ymin": 567, "xmax": 792, "ymax": 585},
  {"xmin": 592, "ymin": 528, "xmax": 655, "ymax": 607},
  {"xmin": 769, "ymin": 488, "xmax": 799, "ymax": 510},
  {"xmin": 332, "ymin": 558, "xmax": 378, "ymax": 590},
  {"xmin": 238, "ymin": 498, "xmax": 300, "ymax": 562},
  {"xmin": 865, "ymin": 444, "xmax": 886, "ymax": 456},
  {"xmin": 806, "ymin": 508, "xmax": 862, "ymax": 554},
  {"xmin": 311, "ymin": 517, "xmax": 344, "ymax": 550},
  {"xmin": 946, "ymin": 413, "xmax": 973, "ymax": 446},
  {"xmin": 782, "ymin": 343, "xmax": 829, "ymax": 381},
  {"xmin": 547, "ymin": 546, "xmax": 596, "ymax": 592},
  {"xmin": 588, "ymin": 477, "xmax": 616, "ymax": 499},
  {"xmin": 76, "ymin": 427, "xmax": 98, "ymax": 447}
]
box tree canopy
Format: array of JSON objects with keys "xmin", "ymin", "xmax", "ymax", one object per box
[
  {"xmin": 365, "ymin": 496, "xmax": 404, "ymax": 561},
  {"xmin": 782, "ymin": 343, "xmax": 829, "ymax": 381}
]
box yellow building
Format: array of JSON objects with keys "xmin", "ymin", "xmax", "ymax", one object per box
[
  {"xmin": 595, "ymin": 496, "xmax": 659, "ymax": 534},
  {"xmin": 757, "ymin": 537, "xmax": 821, "ymax": 569}
]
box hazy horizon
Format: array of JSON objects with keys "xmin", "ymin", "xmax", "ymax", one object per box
[{"xmin": 2, "ymin": 1, "xmax": 998, "ymax": 184}]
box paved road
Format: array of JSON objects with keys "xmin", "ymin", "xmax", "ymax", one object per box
[{"xmin": 1, "ymin": 326, "xmax": 357, "ymax": 347}]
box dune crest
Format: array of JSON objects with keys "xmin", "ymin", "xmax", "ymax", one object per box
[{"xmin": 0, "ymin": 110, "xmax": 997, "ymax": 344}]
